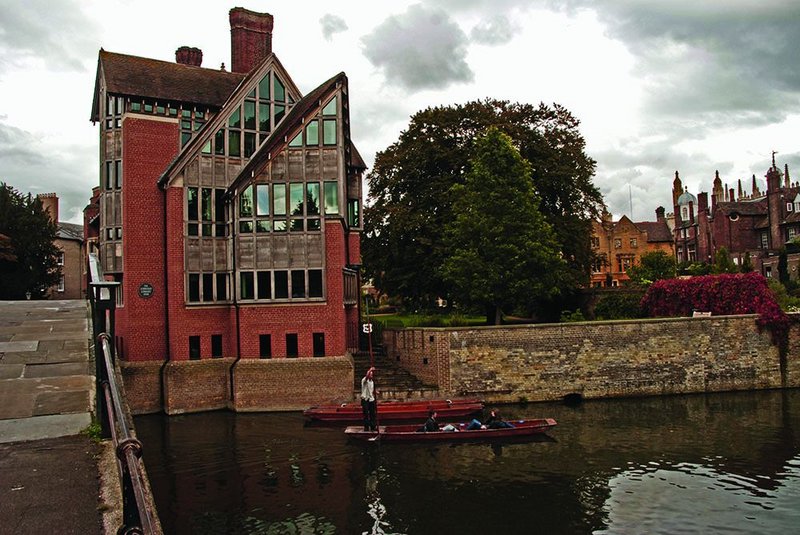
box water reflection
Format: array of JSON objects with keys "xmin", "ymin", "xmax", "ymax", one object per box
[
  {"xmin": 136, "ymin": 389, "xmax": 800, "ymax": 534},
  {"xmin": 599, "ymin": 457, "xmax": 800, "ymax": 534}
]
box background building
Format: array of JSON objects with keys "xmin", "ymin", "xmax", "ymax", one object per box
[
  {"xmin": 672, "ymin": 157, "xmax": 800, "ymax": 278},
  {"xmin": 590, "ymin": 207, "xmax": 673, "ymax": 287},
  {"xmin": 38, "ymin": 193, "xmax": 85, "ymax": 299}
]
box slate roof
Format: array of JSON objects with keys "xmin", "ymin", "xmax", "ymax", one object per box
[
  {"xmin": 57, "ymin": 222, "xmax": 83, "ymax": 242},
  {"xmin": 634, "ymin": 221, "xmax": 673, "ymax": 243},
  {"xmin": 714, "ymin": 201, "xmax": 767, "ymax": 217},
  {"xmin": 91, "ymin": 50, "xmax": 245, "ymax": 122}
]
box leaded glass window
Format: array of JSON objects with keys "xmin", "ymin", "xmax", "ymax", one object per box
[{"xmin": 324, "ymin": 181, "xmax": 339, "ymax": 214}]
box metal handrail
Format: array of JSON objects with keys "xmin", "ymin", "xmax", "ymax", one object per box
[
  {"xmin": 89, "ymin": 267, "xmax": 161, "ymax": 534},
  {"xmin": 97, "ymin": 332, "xmax": 158, "ymax": 534}
]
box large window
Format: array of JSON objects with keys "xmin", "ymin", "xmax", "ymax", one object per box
[
  {"xmin": 188, "ymin": 187, "xmax": 226, "ymax": 237},
  {"xmin": 324, "ymin": 182, "xmax": 339, "ymax": 215},
  {"xmin": 188, "ymin": 272, "xmax": 228, "ymax": 304},
  {"xmin": 238, "ymin": 182, "xmax": 323, "ymax": 234},
  {"xmin": 210, "ymin": 70, "xmax": 292, "ymax": 158},
  {"xmin": 236, "ymin": 269, "xmax": 324, "ymax": 302}
]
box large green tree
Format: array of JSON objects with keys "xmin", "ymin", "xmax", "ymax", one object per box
[
  {"xmin": 0, "ymin": 183, "xmax": 61, "ymax": 299},
  {"xmin": 363, "ymin": 99, "xmax": 601, "ymax": 310},
  {"xmin": 441, "ymin": 128, "xmax": 566, "ymax": 324},
  {"xmin": 626, "ymin": 251, "xmax": 677, "ymax": 286}
]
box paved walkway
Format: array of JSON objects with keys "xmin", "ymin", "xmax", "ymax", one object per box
[{"xmin": 0, "ymin": 300, "xmax": 105, "ymax": 533}]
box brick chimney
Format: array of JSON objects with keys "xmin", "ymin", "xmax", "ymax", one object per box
[
  {"xmin": 655, "ymin": 206, "xmax": 665, "ymax": 222},
  {"xmin": 697, "ymin": 192, "xmax": 708, "ymax": 213},
  {"xmin": 176, "ymin": 46, "xmax": 203, "ymax": 67},
  {"xmin": 37, "ymin": 193, "xmax": 59, "ymax": 223},
  {"xmin": 230, "ymin": 8, "xmax": 273, "ymax": 74}
]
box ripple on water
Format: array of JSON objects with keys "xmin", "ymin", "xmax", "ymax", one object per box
[{"xmin": 597, "ymin": 457, "xmax": 800, "ymax": 535}]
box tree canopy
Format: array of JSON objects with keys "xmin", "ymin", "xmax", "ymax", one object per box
[
  {"xmin": 0, "ymin": 183, "xmax": 61, "ymax": 299},
  {"xmin": 712, "ymin": 246, "xmax": 738, "ymax": 274},
  {"xmin": 441, "ymin": 127, "xmax": 566, "ymax": 324},
  {"xmin": 363, "ymin": 99, "xmax": 601, "ymax": 311},
  {"xmin": 626, "ymin": 251, "xmax": 676, "ymax": 286}
]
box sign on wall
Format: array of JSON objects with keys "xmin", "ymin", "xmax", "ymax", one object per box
[{"xmin": 138, "ymin": 283, "xmax": 154, "ymax": 299}]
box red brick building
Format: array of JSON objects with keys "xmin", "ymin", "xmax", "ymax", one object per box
[
  {"xmin": 671, "ymin": 158, "xmax": 800, "ymax": 277},
  {"xmin": 38, "ymin": 193, "xmax": 85, "ymax": 299},
  {"xmin": 88, "ymin": 8, "xmax": 363, "ymax": 412},
  {"xmin": 590, "ymin": 208, "xmax": 673, "ymax": 287}
]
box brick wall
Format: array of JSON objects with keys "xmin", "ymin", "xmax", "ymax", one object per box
[
  {"xmin": 163, "ymin": 358, "xmax": 235, "ymax": 414},
  {"xmin": 55, "ymin": 237, "xmax": 83, "ymax": 299},
  {"xmin": 120, "ymin": 116, "xmax": 177, "ymax": 362},
  {"xmin": 383, "ymin": 314, "xmax": 800, "ymax": 403},
  {"xmin": 121, "ymin": 355, "xmax": 354, "ymax": 413},
  {"xmin": 120, "ymin": 360, "xmax": 164, "ymax": 414},
  {"xmin": 231, "ymin": 356, "xmax": 353, "ymax": 411}
]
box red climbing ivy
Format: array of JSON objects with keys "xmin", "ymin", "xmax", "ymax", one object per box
[{"xmin": 640, "ymin": 272, "xmax": 790, "ymax": 345}]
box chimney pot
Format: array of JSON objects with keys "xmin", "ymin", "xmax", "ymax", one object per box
[{"xmin": 175, "ymin": 46, "xmax": 203, "ymax": 67}]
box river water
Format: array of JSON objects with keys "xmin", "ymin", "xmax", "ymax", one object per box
[{"xmin": 135, "ymin": 389, "xmax": 800, "ymax": 534}]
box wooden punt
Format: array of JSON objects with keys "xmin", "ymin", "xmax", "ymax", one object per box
[
  {"xmin": 303, "ymin": 398, "xmax": 484, "ymax": 423},
  {"xmin": 344, "ymin": 418, "xmax": 557, "ymax": 442}
]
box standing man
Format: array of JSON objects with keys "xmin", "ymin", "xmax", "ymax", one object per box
[{"xmin": 361, "ymin": 367, "xmax": 377, "ymax": 431}]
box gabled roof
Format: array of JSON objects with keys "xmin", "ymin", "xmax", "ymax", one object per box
[
  {"xmin": 714, "ymin": 200, "xmax": 766, "ymax": 217},
  {"xmin": 57, "ymin": 222, "xmax": 83, "ymax": 242},
  {"xmin": 157, "ymin": 53, "xmax": 303, "ymax": 188},
  {"xmin": 226, "ymin": 72, "xmax": 351, "ymax": 198},
  {"xmin": 91, "ymin": 50, "xmax": 245, "ymax": 122},
  {"xmin": 634, "ymin": 221, "xmax": 672, "ymax": 242}
]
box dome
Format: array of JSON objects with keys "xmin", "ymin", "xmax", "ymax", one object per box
[{"xmin": 677, "ymin": 190, "xmax": 697, "ymax": 206}]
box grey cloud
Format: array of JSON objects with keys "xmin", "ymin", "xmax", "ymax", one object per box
[
  {"xmin": 555, "ymin": 1, "xmax": 800, "ymax": 123},
  {"xmin": 320, "ymin": 14, "xmax": 348, "ymax": 41},
  {"xmin": 361, "ymin": 4, "xmax": 474, "ymax": 91},
  {"xmin": 0, "ymin": 122, "xmax": 94, "ymax": 224},
  {"xmin": 0, "ymin": 0, "xmax": 99, "ymax": 73},
  {"xmin": 470, "ymin": 14, "xmax": 520, "ymax": 45}
]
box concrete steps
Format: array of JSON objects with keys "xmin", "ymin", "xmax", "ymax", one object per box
[{"xmin": 353, "ymin": 348, "xmax": 438, "ymax": 401}]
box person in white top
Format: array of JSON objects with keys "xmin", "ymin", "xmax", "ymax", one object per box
[{"xmin": 360, "ymin": 367, "xmax": 377, "ymax": 431}]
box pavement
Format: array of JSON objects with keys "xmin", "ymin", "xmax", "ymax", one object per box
[{"xmin": 0, "ymin": 300, "xmax": 107, "ymax": 534}]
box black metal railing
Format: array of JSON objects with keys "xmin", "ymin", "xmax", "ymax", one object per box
[{"xmin": 90, "ymin": 275, "xmax": 161, "ymax": 534}]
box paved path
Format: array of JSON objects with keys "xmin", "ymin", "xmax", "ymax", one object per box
[{"xmin": 0, "ymin": 300, "xmax": 104, "ymax": 533}]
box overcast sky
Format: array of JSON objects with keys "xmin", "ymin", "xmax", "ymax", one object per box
[{"xmin": 1, "ymin": 0, "xmax": 798, "ymax": 225}]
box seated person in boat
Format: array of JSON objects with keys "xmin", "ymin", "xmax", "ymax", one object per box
[
  {"xmin": 466, "ymin": 409, "xmax": 515, "ymax": 430},
  {"xmin": 418, "ymin": 410, "xmax": 439, "ymax": 432},
  {"xmin": 484, "ymin": 409, "xmax": 514, "ymax": 429}
]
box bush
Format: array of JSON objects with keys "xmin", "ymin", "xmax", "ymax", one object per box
[
  {"xmin": 560, "ymin": 309, "xmax": 586, "ymax": 322},
  {"xmin": 641, "ymin": 272, "xmax": 790, "ymax": 344},
  {"xmin": 594, "ymin": 293, "xmax": 644, "ymax": 320},
  {"xmin": 767, "ymin": 279, "xmax": 800, "ymax": 312}
]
